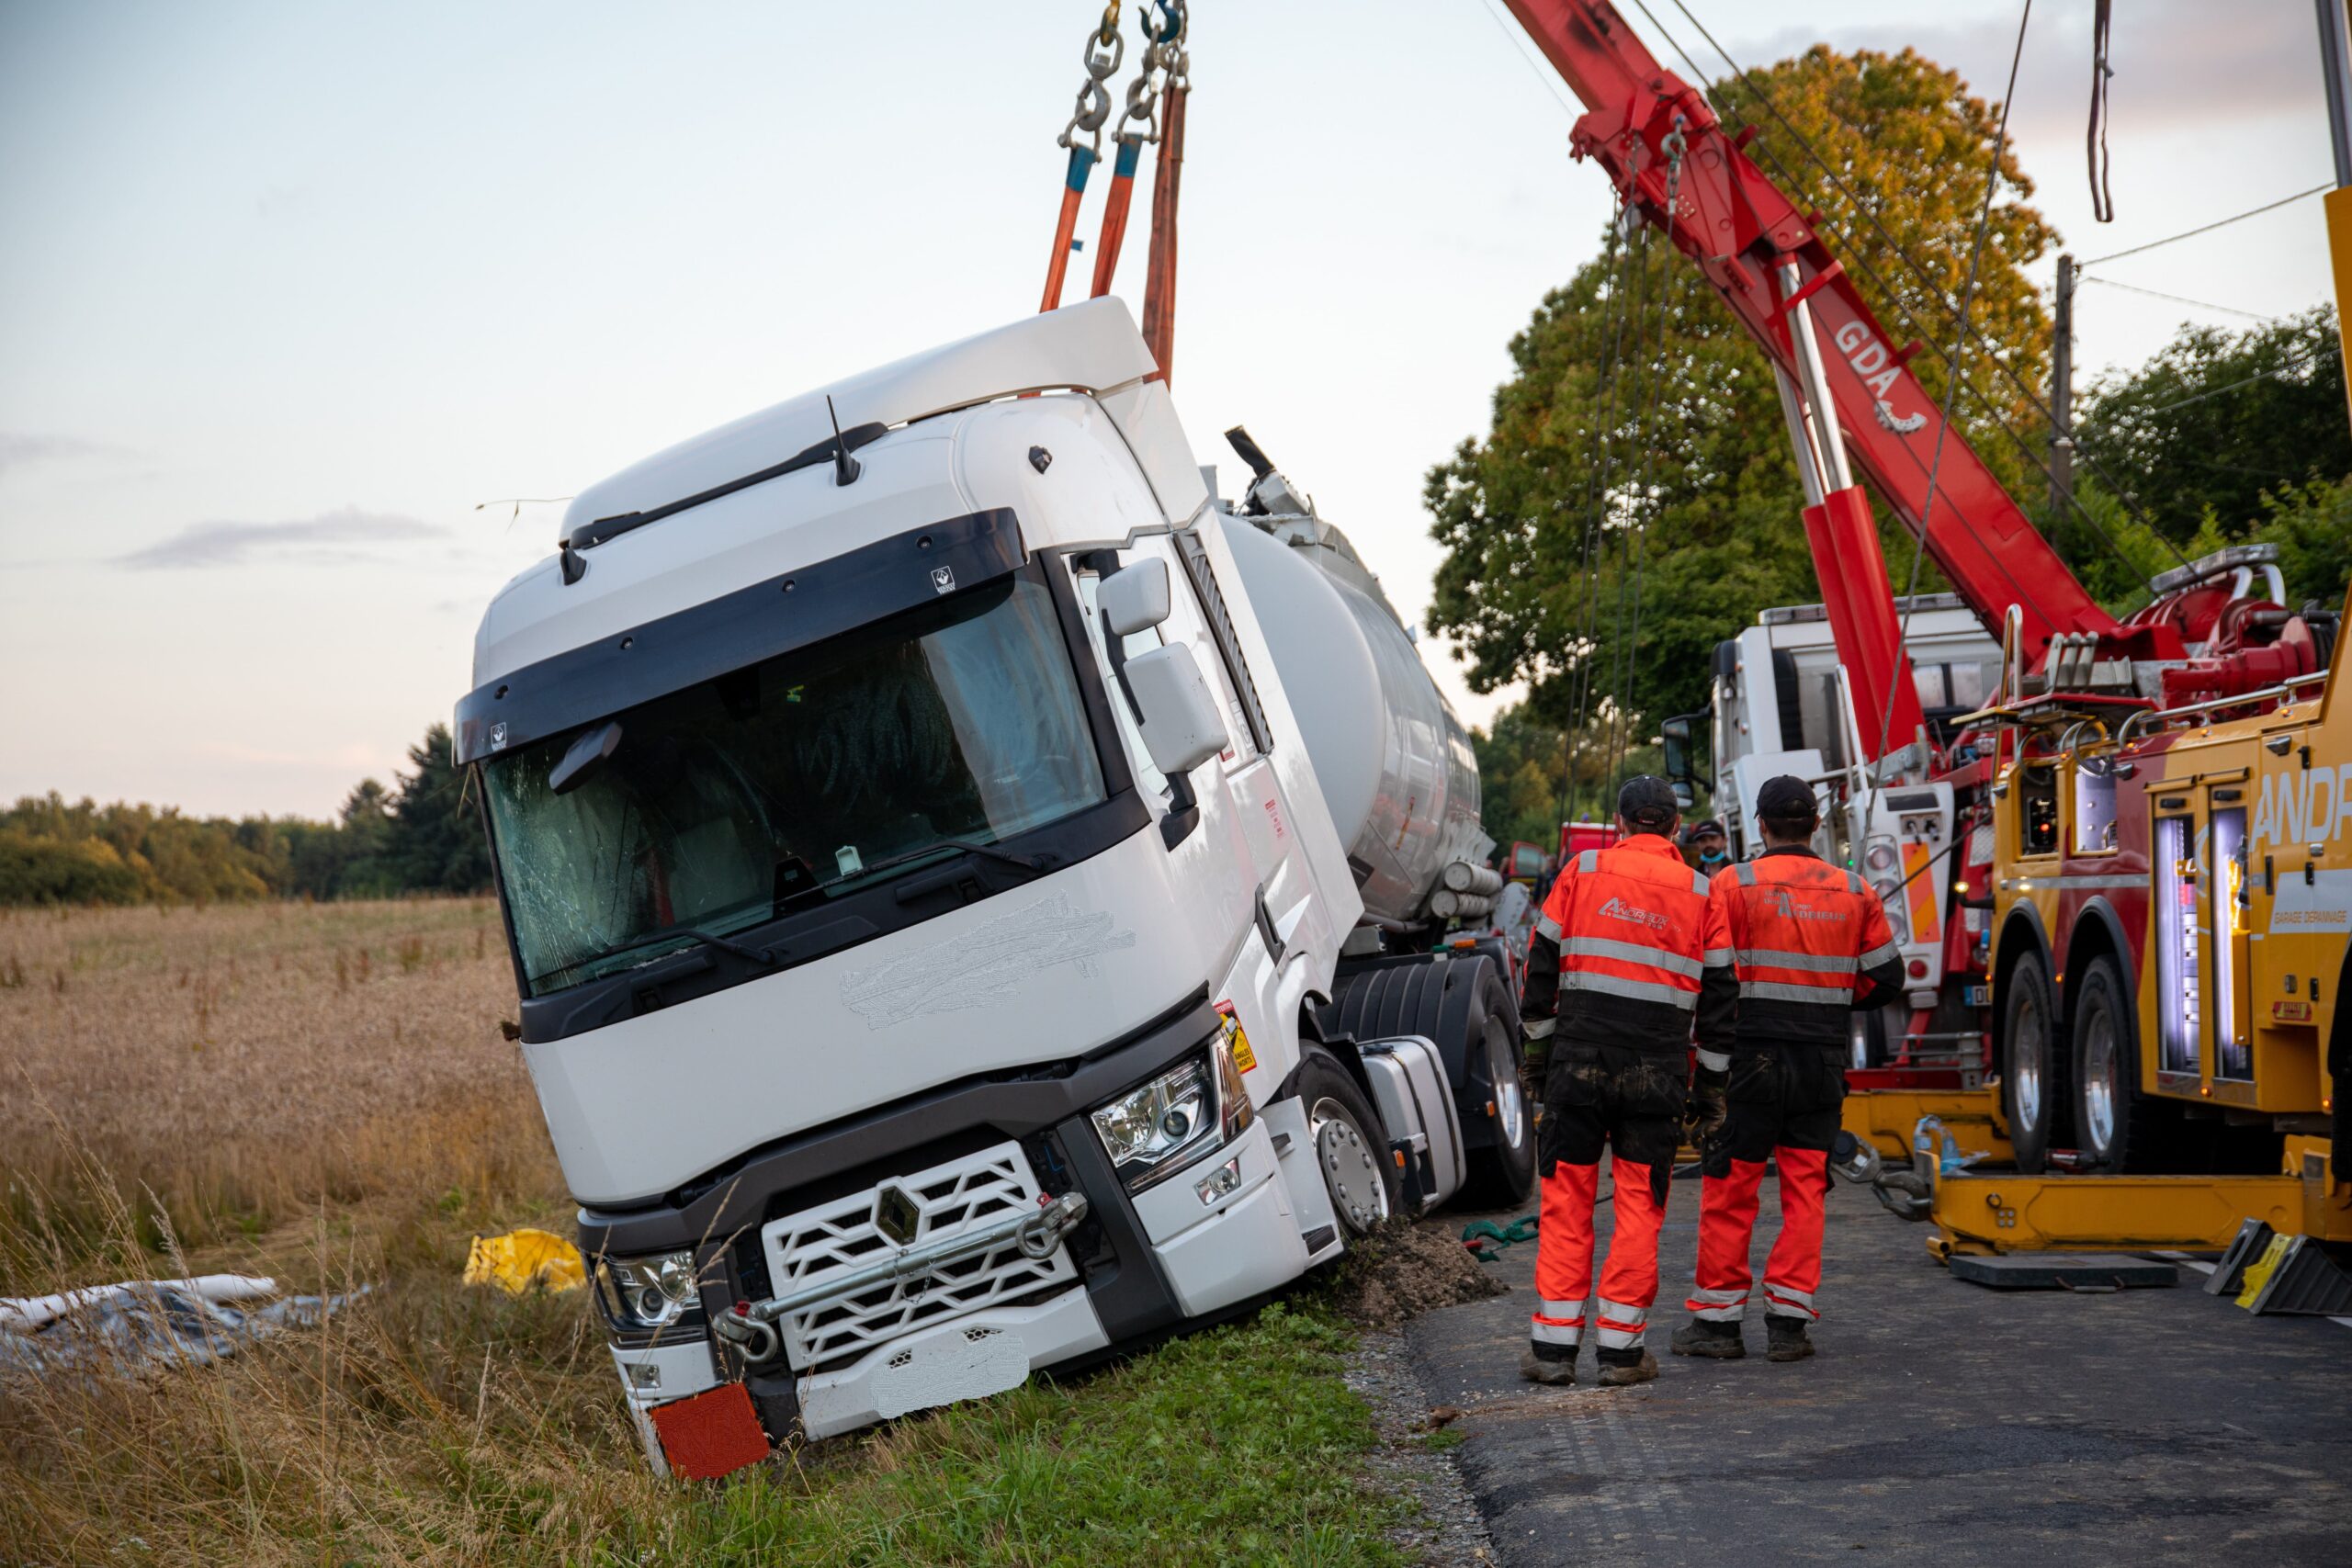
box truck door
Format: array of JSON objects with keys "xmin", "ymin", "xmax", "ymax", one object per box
[{"xmin": 2150, "ymin": 779, "xmax": 2253, "ymax": 1086}]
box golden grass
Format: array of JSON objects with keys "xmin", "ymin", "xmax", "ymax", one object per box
[{"xmin": 0, "ymin": 900, "xmax": 667, "ymax": 1564}]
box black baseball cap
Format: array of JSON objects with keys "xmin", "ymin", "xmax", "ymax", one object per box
[
  {"xmin": 1756, "ymin": 775, "xmax": 1820, "ymax": 825},
  {"xmin": 1616, "ymin": 774, "xmax": 1681, "ymax": 832},
  {"xmin": 1679, "ymin": 818, "xmax": 1725, "ymax": 844}
]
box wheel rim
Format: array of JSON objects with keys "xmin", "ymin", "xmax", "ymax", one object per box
[
  {"xmin": 1487, "ymin": 1019, "xmax": 1526, "ymax": 1151},
  {"xmin": 1310, "ymin": 1095, "xmax": 1390, "ymax": 1233},
  {"xmin": 2014, "ymin": 991, "xmax": 2045, "ymax": 1131},
  {"xmin": 2082, "ymin": 1004, "xmax": 2117, "ymax": 1156}
]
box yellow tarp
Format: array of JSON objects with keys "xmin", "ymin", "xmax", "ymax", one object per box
[{"xmin": 463, "ymin": 1228, "xmax": 586, "ymax": 1295}]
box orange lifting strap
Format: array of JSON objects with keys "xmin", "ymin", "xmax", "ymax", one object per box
[{"xmin": 1037, "ymin": 4, "xmax": 1187, "ymax": 383}]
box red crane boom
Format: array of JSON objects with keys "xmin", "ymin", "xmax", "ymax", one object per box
[{"xmin": 1501, "ymin": 1, "xmax": 2186, "ymax": 753}]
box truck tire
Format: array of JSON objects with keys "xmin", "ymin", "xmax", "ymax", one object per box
[
  {"xmin": 1323, "ymin": 954, "xmax": 1533, "ymax": 1206},
  {"xmin": 2071, "ymin": 953, "xmax": 2166, "ymax": 1171},
  {"xmin": 2002, "ymin": 950, "xmax": 2068, "ymax": 1174},
  {"xmin": 1294, "ymin": 1046, "xmax": 1401, "ymax": 1235}
]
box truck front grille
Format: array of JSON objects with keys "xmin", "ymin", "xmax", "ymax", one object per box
[{"xmin": 760, "ymin": 1140, "xmax": 1078, "ymax": 1374}]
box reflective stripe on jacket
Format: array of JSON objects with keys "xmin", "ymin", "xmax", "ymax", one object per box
[
  {"xmin": 1521, "ymin": 834, "xmax": 1711, "ymax": 1052},
  {"xmin": 1695, "ymin": 846, "xmax": 1905, "ymax": 1057}
]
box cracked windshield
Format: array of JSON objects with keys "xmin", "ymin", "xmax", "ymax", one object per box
[{"xmin": 482, "ymin": 576, "xmax": 1106, "ymax": 994}]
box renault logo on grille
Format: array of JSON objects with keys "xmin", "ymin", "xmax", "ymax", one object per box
[{"xmin": 874, "ymin": 1184, "xmax": 921, "ymax": 1247}]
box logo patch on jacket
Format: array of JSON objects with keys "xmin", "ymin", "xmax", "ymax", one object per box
[
  {"xmin": 1771, "ymin": 888, "xmax": 1849, "ymax": 923},
  {"xmin": 1597, "ymin": 896, "xmax": 1668, "ymax": 932}
]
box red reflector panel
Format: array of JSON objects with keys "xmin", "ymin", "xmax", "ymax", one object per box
[{"xmin": 649, "ymin": 1381, "xmax": 769, "ymax": 1481}]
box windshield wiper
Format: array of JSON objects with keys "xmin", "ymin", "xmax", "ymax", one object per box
[
  {"xmin": 848, "ymin": 840, "xmax": 1050, "ymax": 884},
  {"xmin": 599, "ymin": 925, "xmax": 780, "ymax": 976}
]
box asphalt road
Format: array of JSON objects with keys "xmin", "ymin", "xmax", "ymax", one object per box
[{"xmin": 1409, "ymin": 1159, "xmax": 2352, "ymax": 1567}]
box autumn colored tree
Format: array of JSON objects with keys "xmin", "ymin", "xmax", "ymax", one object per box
[{"xmin": 1427, "ymin": 46, "xmax": 2059, "ymax": 815}]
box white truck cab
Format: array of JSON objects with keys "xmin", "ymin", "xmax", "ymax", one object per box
[{"xmin": 458, "ymin": 300, "xmax": 1532, "ymax": 1472}]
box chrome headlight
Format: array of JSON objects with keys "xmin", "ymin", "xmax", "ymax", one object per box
[
  {"xmin": 1091, "ymin": 1041, "xmax": 1254, "ymax": 1194},
  {"xmin": 595, "ymin": 1250, "xmax": 700, "ymax": 1333}
]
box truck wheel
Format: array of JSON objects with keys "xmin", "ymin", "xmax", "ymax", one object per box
[
  {"xmin": 2002, "ymin": 950, "xmax": 2069, "ymax": 1174},
  {"xmin": 1295, "ymin": 1046, "xmax": 1400, "ymax": 1235},
  {"xmin": 1460, "ymin": 1000, "xmax": 1536, "ymax": 1206},
  {"xmin": 2071, "ymin": 954, "xmax": 2165, "ymax": 1171},
  {"xmin": 1324, "ymin": 953, "xmax": 1529, "ymax": 1204}
]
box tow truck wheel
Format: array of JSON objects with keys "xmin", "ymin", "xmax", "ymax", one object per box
[
  {"xmin": 2002, "ymin": 950, "xmax": 2069, "ymax": 1174},
  {"xmin": 1295, "ymin": 1046, "xmax": 1401, "ymax": 1235},
  {"xmin": 2071, "ymin": 954, "xmax": 2165, "ymax": 1171}
]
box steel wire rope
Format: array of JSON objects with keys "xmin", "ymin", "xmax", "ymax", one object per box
[
  {"xmin": 2125, "ymin": 341, "xmax": 2341, "ymax": 420},
  {"xmin": 1864, "ymin": 0, "xmax": 2036, "ymax": 838},
  {"xmin": 1611, "ymin": 130, "xmax": 1690, "ymax": 797},
  {"xmin": 1634, "ymin": 0, "xmax": 2189, "ymax": 580},
  {"xmin": 1566, "ymin": 178, "xmax": 1644, "ymax": 821},
  {"xmin": 1602, "ymin": 186, "xmax": 1664, "ymax": 794}
]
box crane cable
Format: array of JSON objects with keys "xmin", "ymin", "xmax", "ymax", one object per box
[
  {"xmin": 1637, "ymin": 0, "xmax": 2190, "ymax": 582},
  {"xmin": 1561, "ymin": 175, "xmax": 1638, "ymax": 822},
  {"xmin": 1864, "ymin": 0, "xmax": 2035, "ymax": 830},
  {"xmin": 1609, "ymin": 123, "xmax": 1689, "ymax": 796},
  {"xmin": 2087, "ymin": 0, "xmax": 2115, "ymax": 223}
]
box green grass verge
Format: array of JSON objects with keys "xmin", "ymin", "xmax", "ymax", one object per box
[{"xmin": 616, "ymin": 1303, "xmax": 1408, "ymax": 1567}]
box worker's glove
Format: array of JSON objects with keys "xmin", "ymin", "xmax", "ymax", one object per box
[
  {"xmin": 1517, "ymin": 1043, "xmax": 1550, "ymax": 1109},
  {"xmin": 1687, "ymin": 1063, "xmax": 1730, "ymax": 1160}
]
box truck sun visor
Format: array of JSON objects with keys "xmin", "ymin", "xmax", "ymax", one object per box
[{"xmin": 454, "ymin": 508, "xmax": 1025, "ymax": 765}]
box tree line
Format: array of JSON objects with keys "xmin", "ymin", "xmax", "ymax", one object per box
[{"xmin": 0, "ymin": 724, "xmax": 491, "ymax": 907}]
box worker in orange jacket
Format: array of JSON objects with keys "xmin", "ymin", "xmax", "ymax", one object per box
[
  {"xmin": 1673, "ymin": 775, "xmax": 1904, "ymax": 1363},
  {"xmin": 1518, "ymin": 776, "xmax": 1712, "ymax": 1388}
]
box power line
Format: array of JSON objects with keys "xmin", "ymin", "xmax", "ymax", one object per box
[
  {"xmin": 2129, "ymin": 342, "xmax": 2342, "ymax": 419},
  {"xmin": 2075, "ymin": 184, "xmax": 2330, "ymax": 270},
  {"xmin": 2076, "ymin": 276, "xmax": 2281, "ymax": 323}
]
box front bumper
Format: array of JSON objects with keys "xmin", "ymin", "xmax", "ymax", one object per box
[{"xmin": 581, "ymin": 992, "xmax": 1321, "ymax": 1465}]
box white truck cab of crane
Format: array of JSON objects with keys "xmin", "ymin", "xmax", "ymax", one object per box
[{"xmin": 457, "ymin": 299, "xmax": 1530, "ymax": 1473}]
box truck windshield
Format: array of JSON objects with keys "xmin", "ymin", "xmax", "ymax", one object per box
[{"xmin": 481, "ymin": 576, "xmax": 1106, "ymax": 996}]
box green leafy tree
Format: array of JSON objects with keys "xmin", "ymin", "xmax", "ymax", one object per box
[
  {"xmin": 386, "ymin": 722, "xmax": 492, "ymax": 894},
  {"xmin": 2070, "ymin": 306, "xmax": 2348, "ymax": 555},
  {"xmin": 1427, "ymin": 46, "xmax": 2058, "ymax": 809}
]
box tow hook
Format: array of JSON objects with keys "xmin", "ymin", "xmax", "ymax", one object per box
[
  {"xmin": 1829, "ymin": 1129, "xmax": 1933, "ymax": 1221},
  {"xmin": 713, "ymin": 1190, "xmax": 1091, "ymax": 1367}
]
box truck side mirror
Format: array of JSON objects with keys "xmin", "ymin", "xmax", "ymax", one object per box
[
  {"xmin": 1660, "ymin": 713, "xmax": 1707, "ymax": 798},
  {"xmin": 1100, "ymin": 557, "xmax": 1172, "ymax": 638},
  {"xmin": 1125, "ymin": 642, "xmax": 1229, "ymax": 777}
]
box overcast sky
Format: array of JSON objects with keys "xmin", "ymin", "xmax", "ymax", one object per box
[{"xmin": 0, "ymin": 0, "xmax": 2335, "ymax": 818}]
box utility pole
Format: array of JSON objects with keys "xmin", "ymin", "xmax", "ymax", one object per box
[{"xmin": 2049, "ymin": 254, "xmax": 2075, "ymax": 518}]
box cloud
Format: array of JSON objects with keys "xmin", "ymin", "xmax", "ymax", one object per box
[
  {"xmin": 0, "ymin": 433, "xmax": 122, "ymax": 474},
  {"xmin": 114, "ymin": 506, "xmax": 447, "ymax": 570}
]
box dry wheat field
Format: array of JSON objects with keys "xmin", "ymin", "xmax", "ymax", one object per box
[{"xmin": 0, "ymin": 899, "xmax": 707, "ymax": 1565}]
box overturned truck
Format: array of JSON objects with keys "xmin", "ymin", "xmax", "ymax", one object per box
[{"xmin": 454, "ymin": 299, "xmax": 1532, "ymax": 1475}]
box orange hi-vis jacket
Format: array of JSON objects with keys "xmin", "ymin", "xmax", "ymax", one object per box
[
  {"xmin": 1521, "ymin": 834, "xmax": 1713, "ymax": 1055},
  {"xmin": 1695, "ymin": 847, "xmax": 1905, "ymax": 1066}
]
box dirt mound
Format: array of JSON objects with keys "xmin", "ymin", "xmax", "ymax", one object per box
[{"xmin": 1329, "ymin": 1218, "xmax": 1510, "ymax": 1330}]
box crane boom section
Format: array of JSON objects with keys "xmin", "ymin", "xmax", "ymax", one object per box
[{"xmin": 1503, "ymin": 0, "xmax": 2180, "ymax": 666}]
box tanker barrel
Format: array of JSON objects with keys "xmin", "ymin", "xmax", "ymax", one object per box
[
  {"xmin": 1429, "ymin": 888, "xmax": 1496, "ymax": 921},
  {"xmin": 1441, "ymin": 861, "xmax": 1505, "ymax": 897}
]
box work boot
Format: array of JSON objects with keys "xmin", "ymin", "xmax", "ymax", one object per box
[
  {"xmin": 1593, "ymin": 1348, "xmax": 1658, "ymax": 1387},
  {"xmin": 1765, "ymin": 1315, "xmax": 1815, "ymax": 1362},
  {"xmin": 1670, "ymin": 1318, "xmax": 1746, "ymax": 1359},
  {"xmin": 1520, "ymin": 1342, "xmax": 1577, "ymax": 1385}
]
